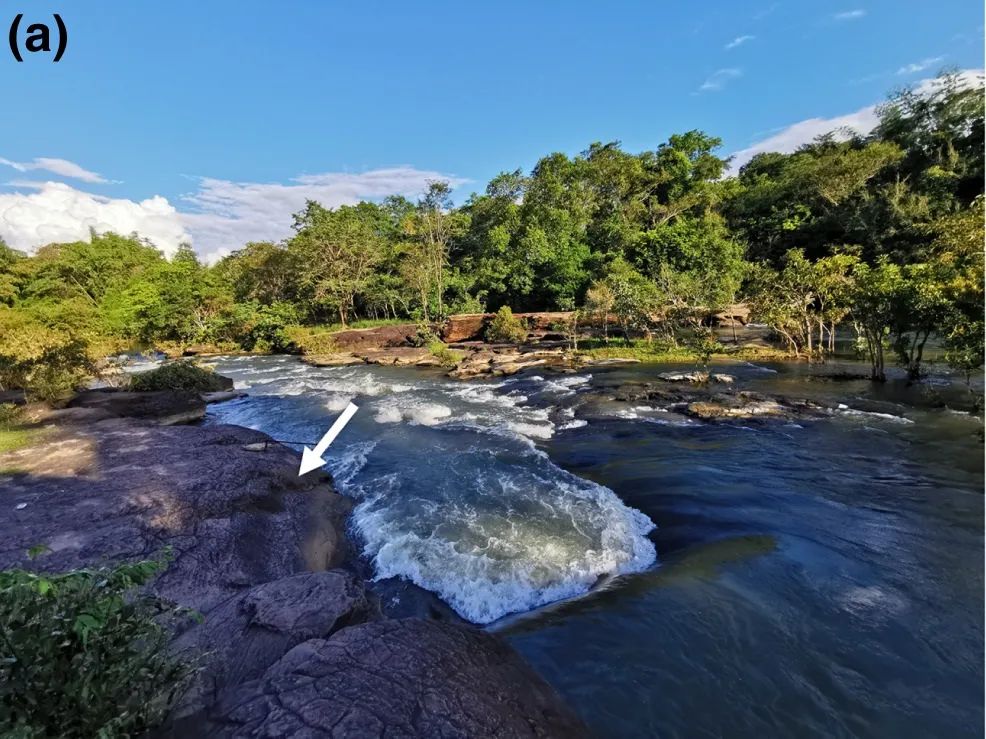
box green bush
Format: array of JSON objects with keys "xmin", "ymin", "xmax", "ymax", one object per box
[
  {"xmin": 427, "ymin": 340, "xmax": 464, "ymax": 368},
  {"xmin": 410, "ymin": 324, "xmax": 439, "ymax": 348},
  {"xmin": 129, "ymin": 361, "xmax": 228, "ymax": 392},
  {"xmin": 485, "ymin": 306, "xmax": 527, "ymax": 344},
  {"xmin": 0, "ymin": 551, "xmax": 195, "ymax": 738}
]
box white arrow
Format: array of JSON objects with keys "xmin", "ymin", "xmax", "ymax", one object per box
[{"xmin": 298, "ymin": 402, "xmax": 359, "ymax": 476}]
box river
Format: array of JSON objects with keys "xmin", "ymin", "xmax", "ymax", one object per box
[{"xmin": 205, "ymin": 354, "xmax": 983, "ymax": 737}]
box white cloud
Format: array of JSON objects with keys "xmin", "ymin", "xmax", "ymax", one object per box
[
  {"xmin": 725, "ymin": 35, "xmax": 754, "ymax": 50},
  {"xmin": 0, "ymin": 182, "xmax": 188, "ymax": 255},
  {"xmin": 728, "ymin": 68, "xmax": 984, "ymax": 174},
  {"xmin": 0, "ymin": 156, "xmax": 112, "ymax": 184},
  {"xmin": 0, "ymin": 166, "xmax": 466, "ymax": 262},
  {"xmin": 699, "ymin": 68, "xmax": 742, "ymax": 92},
  {"xmin": 897, "ymin": 56, "xmax": 944, "ymax": 75},
  {"xmin": 833, "ymin": 9, "xmax": 866, "ymax": 20},
  {"xmin": 729, "ymin": 107, "xmax": 881, "ymax": 172}
]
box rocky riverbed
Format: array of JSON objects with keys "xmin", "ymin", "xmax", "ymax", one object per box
[{"xmin": 0, "ymin": 391, "xmax": 587, "ymax": 738}]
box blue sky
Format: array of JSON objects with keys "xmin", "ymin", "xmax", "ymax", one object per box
[{"xmin": 0, "ymin": 0, "xmax": 982, "ymax": 259}]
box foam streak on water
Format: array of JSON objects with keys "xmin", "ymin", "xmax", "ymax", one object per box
[{"xmin": 206, "ymin": 356, "xmax": 657, "ymax": 623}]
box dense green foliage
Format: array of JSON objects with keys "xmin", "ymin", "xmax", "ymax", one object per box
[
  {"xmin": 486, "ymin": 306, "xmax": 528, "ymax": 343},
  {"xmin": 128, "ymin": 361, "xmax": 229, "ymax": 392},
  {"xmin": 0, "ymin": 73, "xmax": 981, "ymax": 385},
  {"xmin": 0, "ymin": 551, "xmax": 194, "ymax": 738}
]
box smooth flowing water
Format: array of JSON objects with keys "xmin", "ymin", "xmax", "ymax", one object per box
[{"xmin": 206, "ymin": 355, "xmax": 983, "ymax": 738}]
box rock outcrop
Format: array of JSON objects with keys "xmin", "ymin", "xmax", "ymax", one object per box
[
  {"xmin": 0, "ymin": 411, "xmax": 587, "ymax": 738},
  {"xmin": 67, "ymin": 389, "xmax": 208, "ymax": 425},
  {"xmin": 0, "ymin": 419, "xmax": 351, "ymax": 613},
  {"xmin": 170, "ymin": 570, "xmax": 378, "ymax": 730},
  {"xmin": 329, "ymin": 323, "xmax": 421, "ymax": 350},
  {"xmin": 211, "ymin": 619, "xmax": 587, "ymax": 738}
]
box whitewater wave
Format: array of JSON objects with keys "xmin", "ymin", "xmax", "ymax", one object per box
[
  {"xmin": 836, "ymin": 404, "xmax": 913, "ymax": 424},
  {"xmin": 347, "ymin": 443, "xmax": 656, "ymax": 624}
]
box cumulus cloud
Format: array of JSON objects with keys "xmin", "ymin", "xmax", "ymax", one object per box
[
  {"xmin": 727, "ymin": 68, "xmax": 983, "ymax": 174},
  {"xmin": 725, "ymin": 35, "xmax": 754, "ymax": 50},
  {"xmin": 897, "ymin": 56, "xmax": 944, "ymax": 75},
  {"xmin": 698, "ymin": 68, "xmax": 742, "ymax": 92},
  {"xmin": 0, "ymin": 166, "xmax": 466, "ymax": 262},
  {"xmin": 833, "ymin": 9, "xmax": 866, "ymax": 21},
  {"xmin": 0, "ymin": 182, "xmax": 189, "ymax": 255},
  {"xmin": 0, "ymin": 156, "xmax": 112, "ymax": 184}
]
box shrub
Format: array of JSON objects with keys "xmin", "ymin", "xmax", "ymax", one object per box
[
  {"xmin": 686, "ymin": 327, "xmax": 722, "ymax": 370},
  {"xmin": 129, "ymin": 361, "xmax": 228, "ymax": 392},
  {"xmin": 410, "ymin": 325, "xmax": 439, "ymax": 348},
  {"xmin": 427, "ymin": 340, "xmax": 464, "ymax": 368},
  {"xmin": 243, "ymin": 302, "xmax": 300, "ymax": 353},
  {"xmin": 485, "ymin": 306, "xmax": 527, "ymax": 344},
  {"xmin": 0, "ymin": 551, "xmax": 195, "ymax": 738}
]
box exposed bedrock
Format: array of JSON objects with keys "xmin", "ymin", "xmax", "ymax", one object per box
[
  {"xmin": 0, "ymin": 399, "xmax": 586, "ymax": 738},
  {"xmin": 210, "ymin": 619, "xmax": 588, "ymax": 738}
]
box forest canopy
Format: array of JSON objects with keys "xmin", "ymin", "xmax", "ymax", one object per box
[{"xmin": 0, "ymin": 72, "xmax": 982, "ymax": 394}]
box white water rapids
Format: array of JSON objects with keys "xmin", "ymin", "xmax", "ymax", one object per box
[{"xmin": 205, "ymin": 355, "xmax": 657, "ymax": 624}]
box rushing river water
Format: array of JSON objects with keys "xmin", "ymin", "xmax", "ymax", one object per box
[{"xmin": 205, "ymin": 354, "xmax": 983, "ymax": 738}]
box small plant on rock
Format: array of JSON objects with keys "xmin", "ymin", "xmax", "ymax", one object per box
[{"xmin": 485, "ymin": 307, "xmax": 527, "ymax": 344}]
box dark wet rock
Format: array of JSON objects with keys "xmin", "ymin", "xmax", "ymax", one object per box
[
  {"xmin": 605, "ymin": 380, "xmax": 828, "ymax": 424},
  {"xmin": 67, "ymin": 389, "xmax": 206, "ymax": 425},
  {"xmin": 212, "ymin": 619, "xmax": 588, "ymax": 738},
  {"xmin": 303, "ymin": 353, "xmax": 366, "ymax": 367},
  {"xmin": 369, "ymin": 576, "xmax": 469, "ymax": 625},
  {"xmin": 170, "ymin": 570, "xmax": 378, "ymax": 728},
  {"xmin": 201, "ymin": 390, "xmax": 246, "ymax": 404}
]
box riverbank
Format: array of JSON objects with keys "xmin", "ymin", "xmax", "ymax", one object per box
[{"xmin": 0, "ymin": 392, "xmax": 587, "ymax": 737}]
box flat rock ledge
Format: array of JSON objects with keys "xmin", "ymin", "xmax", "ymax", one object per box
[
  {"xmin": 305, "ymin": 345, "xmax": 641, "ymax": 379},
  {"xmin": 0, "ymin": 403, "xmax": 586, "ymax": 738}
]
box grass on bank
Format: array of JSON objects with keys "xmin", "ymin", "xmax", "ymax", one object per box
[{"xmin": 0, "ymin": 404, "xmax": 38, "ymax": 456}]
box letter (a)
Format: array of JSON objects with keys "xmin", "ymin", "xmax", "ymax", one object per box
[{"xmin": 25, "ymin": 23, "xmax": 51, "ymax": 53}]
